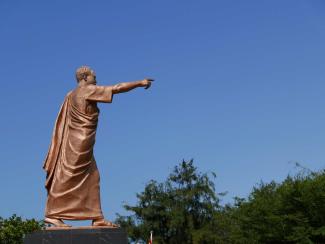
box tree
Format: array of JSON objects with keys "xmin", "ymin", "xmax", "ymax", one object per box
[
  {"xmin": 116, "ymin": 160, "xmax": 325, "ymax": 243},
  {"xmin": 228, "ymin": 169, "xmax": 325, "ymax": 243},
  {"xmin": 116, "ymin": 160, "xmax": 224, "ymax": 244},
  {"xmin": 0, "ymin": 214, "xmax": 44, "ymax": 244}
]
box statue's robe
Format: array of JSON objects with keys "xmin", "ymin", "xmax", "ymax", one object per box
[{"xmin": 43, "ymin": 84, "xmax": 113, "ymax": 220}]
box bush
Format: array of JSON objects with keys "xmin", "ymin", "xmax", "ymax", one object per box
[{"xmin": 0, "ymin": 214, "xmax": 44, "ymax": 244}]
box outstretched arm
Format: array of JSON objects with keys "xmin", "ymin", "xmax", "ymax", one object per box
[{"xmin": 112, "ymin": 78, "xmax": 153, "ymax": 94}]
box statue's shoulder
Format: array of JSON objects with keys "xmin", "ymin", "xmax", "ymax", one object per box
[
  {"xmin": 68, "ymin": 86, "xmax": 96, "ymax": 100},
  {"xmin": 66, "ymin": 90, "xmax": 73, "ymax": 98},
  {"xmin": 78, "ymin": 85, "xmax": 98, "ymax": 96}
]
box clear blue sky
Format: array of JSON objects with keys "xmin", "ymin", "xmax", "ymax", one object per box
[{"xmin": 1, "ymin": 0, "xmax": 325, "ymax": 224}]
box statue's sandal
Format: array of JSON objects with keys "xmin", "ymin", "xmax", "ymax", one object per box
[{"xmin": 44, "ymin": 218, "xmax": 71, "ymax": 227}]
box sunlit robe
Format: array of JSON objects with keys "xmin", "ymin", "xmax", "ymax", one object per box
[{"xmin": 43, "ymin": 84, "xmax": 113, "ymax": 220}]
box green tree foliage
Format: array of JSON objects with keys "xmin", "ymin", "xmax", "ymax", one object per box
[
  {"xmin": 228, "ymin": 169, "xmax": 325, "ymax": 243},
  {"xmin": 0, "ymin": 214, "xmax": 44, "ymax": 244},
  {"xmin": 116, "ymin": 159, "xmax": 224, "ymax": 244},
  {"xmin": 117, "ymin": 161, "xmax": 325, "ymax": 244}
]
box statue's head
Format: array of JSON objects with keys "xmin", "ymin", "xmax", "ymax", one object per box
[{"xmin": 75, "ymin": 66, "xmax": 96, "ymax": 85}]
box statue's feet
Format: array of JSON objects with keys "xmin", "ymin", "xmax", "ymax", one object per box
[
  {"xmin": 92, "ymin": 219, "xmax": 118, "ymax": 227},
  {"xmin": 44, "ymin": 217, "xmax": 71, "ymax": 227}
]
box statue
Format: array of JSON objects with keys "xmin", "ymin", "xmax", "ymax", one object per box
[{"xmin": 43, "ymin": 66, "xmax": 153, "ymax": 227}]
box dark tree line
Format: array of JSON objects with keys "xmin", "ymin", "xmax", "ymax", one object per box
[
  {"xmin": 0, "ymin": 215, "xmax": 43, "ymax": 244},
  {"xmin": 117, "ymin": 160, "xmax": 325, "ymax": 244}
]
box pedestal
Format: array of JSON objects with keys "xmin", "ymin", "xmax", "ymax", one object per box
[{"xmin": 23, "ymin": 227, "xmax": 128, "ymax": 244}]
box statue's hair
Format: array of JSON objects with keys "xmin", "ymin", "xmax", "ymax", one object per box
[{"xmin": 75, "ymin": 66, "xmax": 94, "ymax": 82}]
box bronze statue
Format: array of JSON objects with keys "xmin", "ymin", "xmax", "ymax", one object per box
[{"xmin": 43, "ymin": 66, "xmax": 153, "ymax": 227}]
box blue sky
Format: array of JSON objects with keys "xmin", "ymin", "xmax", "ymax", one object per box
[{"xmin": 1, "ymin": 0, "xmax": 325, "ymax": 224}]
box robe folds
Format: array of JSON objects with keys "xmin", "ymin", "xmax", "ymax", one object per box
[{"xmin": 43, "ymin": 84, "xmax": 113, "ymax": 220}]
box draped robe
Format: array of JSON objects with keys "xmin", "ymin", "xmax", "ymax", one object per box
[{"xmin": 43, "ymin": 84, "xmax": 113, "ymax": 220}]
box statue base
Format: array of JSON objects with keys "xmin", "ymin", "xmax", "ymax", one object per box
[{"xmin": 23, "ymin": 226, "xmax": 128, "ymax": 244}]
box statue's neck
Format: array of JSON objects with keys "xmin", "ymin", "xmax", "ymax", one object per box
[{"xmin": 78, "ymin": 81, "xmax": 96, "ymax": 87}]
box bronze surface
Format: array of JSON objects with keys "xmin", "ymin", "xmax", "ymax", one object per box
[{"xmin": 43, "ymin": 66, "xmax": 153, "ymax": 226}]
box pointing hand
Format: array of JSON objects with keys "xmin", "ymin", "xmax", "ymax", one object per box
[{"xmin": 142, "ymin": 78, "xmax": 154, "ymax": 89}]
